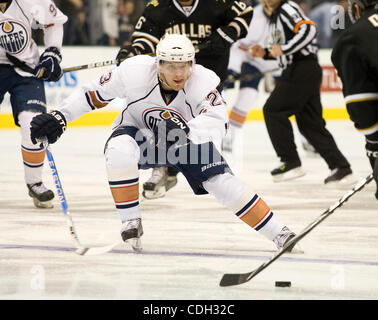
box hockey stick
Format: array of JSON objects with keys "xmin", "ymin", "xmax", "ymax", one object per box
[
  {"xmin": 6, "ymin": 52, "xmax": 119, "ymax": 75},
  {"xmin": 42, "ymin": 139, "xmax": 121, "ymax": 255},
  {"xmin": 219, "ymin": 173, "xmax": 374, "ymax": 287},
  {"xmin": 62, "ymin": 59, "xmax": 119, "ymax": 73},
  {"xmin": 225, "ymin": 67, "xmax": 281, "ymax": 85}
]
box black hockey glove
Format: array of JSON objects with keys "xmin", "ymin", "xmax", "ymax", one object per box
[
  {"xmin": 115, "ymin": 45, "xmax": 139, "ymax": 66},
  {"xmin": 206, "ymin": 26, "xmax": 238, "ymax": 55},
  {"xmin": 30, "ymin": 110, "xmax": 67, "ymax": 145},
  {"xmin": 35, "ymin": 47, "xmax": 63, "ymax": 82},
  {"xmin": 223, "ymin": 70, "xmax": 240, "ymax": 89},
  {"xmin": 153, "ymin": 117, "xmax": 190, "ymax": 149}
]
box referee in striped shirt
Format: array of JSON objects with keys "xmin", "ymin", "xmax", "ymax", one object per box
[{"xmin": 251, "ymin": 0, "xmax": 354, "ymax": 185}]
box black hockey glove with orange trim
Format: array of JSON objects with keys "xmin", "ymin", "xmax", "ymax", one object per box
[{"xmin": 30, "ymin": 110, "xmax": 67, "ymax": 145}]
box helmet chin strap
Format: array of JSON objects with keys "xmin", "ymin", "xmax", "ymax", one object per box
[{"xmin": 158, "ymin": 72, "xmax": 175, "ymax": 91}]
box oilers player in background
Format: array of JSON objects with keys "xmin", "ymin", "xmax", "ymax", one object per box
[
  {"xmin": 29, "ymin": 34, "xmax": 301, "ymax": 254},
  {"xmin": 0, "ymin": 0, "xmax": 67, "ymax": 208},
  {"xmin": 115, "ymin": 0, "xmax": 254, "ymax": 200},
  {"xmin": 221, "ymin": 0, "xmax": 281, "ymax": 153},
  {"xmin": 332, "ymin": 0, "xmax": 378, "ymax": 199}
]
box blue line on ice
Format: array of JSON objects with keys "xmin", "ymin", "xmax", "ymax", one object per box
[{"xmin": 1, "ymin": 243, "xmax": 378, "ymax": 267}]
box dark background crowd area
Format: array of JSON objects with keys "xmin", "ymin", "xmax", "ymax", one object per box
[{"xmin": 33, "ymin": 0, "xmax": 352, "ymax": 49}]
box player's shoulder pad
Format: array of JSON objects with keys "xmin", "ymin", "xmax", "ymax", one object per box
[
  {"xmin": 185, "ymin": 64, "xmax": 220, "ymax": 103},
  {"xmin": 118, "ymin": 55, "xmax": 157, "ymax": 88}
]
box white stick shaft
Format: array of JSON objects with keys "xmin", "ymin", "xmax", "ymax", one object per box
[{"xmin": 62, "ymin": 59, "xmax": 118, "ymax": 73}]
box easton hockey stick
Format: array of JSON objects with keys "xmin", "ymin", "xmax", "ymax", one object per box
[
  {"xmin": 219, "ymin": 173, "xmax": 374, "ymax": 287},
  {"xmin": 42, "ymin": 139, "xmax": 121, "ymax": 255}
]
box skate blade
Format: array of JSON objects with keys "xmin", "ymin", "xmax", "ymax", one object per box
[
  {"xmin": 324, "ymin": 174, "xmax": 358, "ymax": 187},
  {"xmin": 32, "ymin": 198, "xmax": 54, "ymax": 209},
  {"xmin": 142, "ymin": 189, "xmax": 166, "ymax": 199},
  {"xmin": 272, "ymin": 168, "xmax": 306, "ymax": 182},
  {"xmin": 126, "ymin": 238, "xmax": 143, "ymax": 252},
  {"xmin": 286, "ymin": 244, "xmax": 304, "ymax": 254}
]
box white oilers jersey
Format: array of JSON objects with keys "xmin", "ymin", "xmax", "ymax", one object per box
[
  {"xmin": 0, "ymin": 0, "xmax": 67, "ymax": 75},
  {"xmin": 59, "ymin": 55, "xmax": 229, "ymax": 144},
  {"xmin": 228, "ymin": 4, "xmax": 281, "ymax": 76}
]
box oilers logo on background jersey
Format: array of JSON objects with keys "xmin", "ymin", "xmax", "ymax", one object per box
[
  {"xmin": 142, "ymin": 107, "xmax": 188, "ymax": 132},
  {"xmin": 0, "ymin": 19, "xmax": 30, "ymax": 54}
]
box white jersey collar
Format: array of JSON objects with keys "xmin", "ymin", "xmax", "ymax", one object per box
[{"xmin": 172, "ymin": 0, "xmax": 199, "ymax": 17}]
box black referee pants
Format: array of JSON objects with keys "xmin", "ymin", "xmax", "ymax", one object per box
[{"xmin": 263, "ymin": 59, "xmax": 350, "ymax": 170}]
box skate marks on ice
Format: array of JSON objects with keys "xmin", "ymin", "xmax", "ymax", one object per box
[{"xmin": 0, "ymin": 123, "xmax": 377, "ymax": 299}]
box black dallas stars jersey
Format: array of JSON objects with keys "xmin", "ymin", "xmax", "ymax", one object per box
[
  {"xmin": 331, "ymin": 7, "xmax": 378, "ymax": 131},
  {"xmin": 131, "ymin": 0, "xmax": 253, "ymax": 82}
]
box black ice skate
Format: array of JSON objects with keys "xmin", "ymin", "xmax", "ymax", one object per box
[
  {"xmin": 324, "ymin": 167, "xmax": 356, "ymax": 185},
  {"xmin": 271, "ymin": 162, "xmax": 305, "ymax": 182},
  {"xmin": 121, "ymin": 218, "xmax": 144, "ymax": 252},
  {"xmin": 27, "ymin": 182, "xmax": 54, "ymax": 208},
  {"xmin": 143, "ymin": 167, "xmax": 177, "ymax": 199}
]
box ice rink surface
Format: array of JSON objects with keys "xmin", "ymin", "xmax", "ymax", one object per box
[{"xmin": 0, "ymin": 120, "xmax": 377, "ymax": 300}]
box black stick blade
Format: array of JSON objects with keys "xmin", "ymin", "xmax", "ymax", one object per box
[
  {"xmin": 219, "ymin": 272, "xmax": 252, "ymax": 287},
  {"xmin": 219, "ymin": 174, "xmax": 373, "ymax": 288}
]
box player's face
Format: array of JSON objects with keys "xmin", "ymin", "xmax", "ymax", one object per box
[{"xmin": 159, "ymin": 61, "xmax": 192, "ymax": 91}]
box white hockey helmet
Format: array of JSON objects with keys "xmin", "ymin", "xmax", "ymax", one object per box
[{"xmin": 156, "ymin": 34, "xmax": 195, "ymax": 65}]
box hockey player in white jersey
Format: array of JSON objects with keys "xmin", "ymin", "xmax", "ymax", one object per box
[
  {"xmin": 222, "ymin": 1, "xmax": 281, "ymax": 153},
  {"xmin": 30, "ymin": 34, "xmax": 301, "ymax": 253},
  {"xmin": 0, "ymin": 0, "xmax": 67, "ymax": 208}
]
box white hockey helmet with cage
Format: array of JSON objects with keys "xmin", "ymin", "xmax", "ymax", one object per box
[{"xmin": 156, "ymin": 34, "xmax": 195, "ymax": 65}]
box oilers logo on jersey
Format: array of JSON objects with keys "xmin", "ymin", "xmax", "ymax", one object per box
[
  {"xmin": 0, "ymin": 20, "xmax": 29, "ymax": 54},
  {"xmin": 142, "ymin": 107, "xmax": 188, "ymax": 132}
]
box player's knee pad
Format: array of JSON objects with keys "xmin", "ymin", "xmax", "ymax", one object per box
[
  {"xmin": 105, "ymin": 134, "xmax": 140, "ymax": 179},
  {"xmin": 18, "ymin": 111, "xmax": 42, "ymax": 147},
  {"xmin": 202, "ymin": 172, "xmax": 247, "ymax": 207}
]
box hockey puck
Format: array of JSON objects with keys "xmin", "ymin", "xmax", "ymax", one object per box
[{"xmin": 275, "ymin": 281, "xmax": 291, "ymax": 287}]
